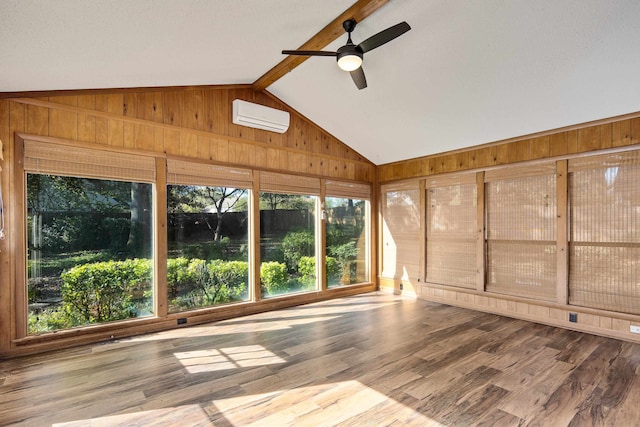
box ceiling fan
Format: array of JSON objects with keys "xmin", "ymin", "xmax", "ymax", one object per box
[{"xmin": 282, "ymin": 19, "xmax": 411, "ymax": 90}]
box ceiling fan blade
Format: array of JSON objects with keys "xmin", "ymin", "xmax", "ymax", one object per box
[
  {"xmin": 350, "ymin": 66, "xmax": 367, "ymax": 90},
  {"xmin": 357, "ymin": 21, "xmax": 411, "ymax": 53},
  {"xmin": 282, "ymin": 50, "xmax": 337, "ymax": 57}
]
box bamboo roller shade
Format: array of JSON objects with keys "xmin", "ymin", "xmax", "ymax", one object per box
[
  {"xmin": 166, "ymin": 159, "xmax": 253, "ymax": 189},
  {"xmin": 259, "ymin": 171, "xmax": 320, "ymax": 195},
  {"xmin": 426, "ymin": 182, "xmax": 477, "ymax": 289},
  {"xmin": 23, "ymin": 139, "xmax": 156, "ymax": 183},
  {"xmin": 569, "ymin": 151, "xmax": 640, "ymax": 314},
  {"xmin": 485, "ymin": 166, "xmax": 557, "ymax": 301},
  {"xmin": 426, "ymin": 171, "xmax": 477, "ymax": 188},
  {"xmin": 325, "ymin": 180, "xmax": 371, "ymax": 200},
  {"xmin": 381, "ymin": 183, "xmax": 421, "ymax": 280}
]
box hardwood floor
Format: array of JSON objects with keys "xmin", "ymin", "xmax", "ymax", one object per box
[{"xmin": 2, "ymin": 292, "xmax": 640, "ymax": 426}]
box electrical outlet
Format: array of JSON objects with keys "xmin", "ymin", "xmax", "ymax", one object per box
[
  {"xmin": 569, "ymin": 313, "xmax": 577, "ymax": 323},
  {"xmin": 399, "ymin": 283, "xmax": 404, "ymax": 290},
  {"xmin": 630, "ymin": 325, "xmax": 640, "ymax": 334}
]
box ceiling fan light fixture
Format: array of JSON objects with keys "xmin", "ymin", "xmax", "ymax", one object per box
[{"xmin": 337, "ymin": 53, "xmax": 362, "ymax": 71}]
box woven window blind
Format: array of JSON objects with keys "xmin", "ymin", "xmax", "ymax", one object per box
[
  {"xmin": 485, "ymin": 165, "xmax": 557, "ymax": 301},
  {"xmin": 24, "ymin": 139, "xmax": 156, "ymax": 182},
  {"xmin": 568, "ymin": 152, "xmax": 640, "ymax": 314},
  {"xmin": 260, "ymin": 171, "xmax": 320, "ymax": 195},
  {"xmin": 167, "ymin": 159, "xmax": 252, "ymax": 188},
  {"xmin": 325, "ymin": 180, "xmax": 371, "ymax": 200},
  {"xmin": 381, "ymin": 182, "xmax": 420, "ymax": 280},
  {"xmin": 426, "ymin": 177, "xmax": 477, "ymax": 289}
]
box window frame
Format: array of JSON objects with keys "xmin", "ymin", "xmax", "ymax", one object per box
[
  {"xmin": 15, "ymin": 135, "xmax": 161, "ymax": 338},
  {"xmin": 12, "ymin": 135, "xmax": 375, "ymax": 343}
]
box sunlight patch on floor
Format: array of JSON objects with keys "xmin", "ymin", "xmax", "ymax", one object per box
[
  {"xmin": 174, "ymin": 344, "xmax": 287, "ymax": 373},
  {"xmin": 207, "ymin": 380, "xmax": 445, "ymax": 426},
  {"xmin": 52, "ymin": 404, "xmax": 212, "ymax": 426}
]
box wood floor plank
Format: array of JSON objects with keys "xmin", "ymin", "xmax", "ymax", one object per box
[{"xmin": 1, "ymin": 292, "xmax": 639, "ymax": 426}]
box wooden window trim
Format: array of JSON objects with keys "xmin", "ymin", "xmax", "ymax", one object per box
[{"xmin": 8, "ymin": 134, "xmax": 375, "ymax": 354}]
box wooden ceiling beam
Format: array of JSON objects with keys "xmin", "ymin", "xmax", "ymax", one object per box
[{"xmin": 252, "ymin": 0, "xmax": 389, "ymax": 92}]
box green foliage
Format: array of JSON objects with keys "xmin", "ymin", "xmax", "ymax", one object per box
[
  {"xmin": 28, "ymin": 307, "xmax": 71, "ymax": 333},
  {"xmin": 329, "ymin": 241, "xmax": 359, "ymax": 284},
  {"xmin": 298, "ymin": 256, "xmax": 340, "ymax": 286},
  {"xmin": 209, "ymin": 260, "xmax": 249, "ymax": 301},
  {"xmin": 169, "ymin": 258, "xmax": 248, "ymax": 312},
  {"xmin": 326, "ymin": 227, "xmax": 348, "ymax": 248},
  {"xmin": 167, "ymin": 257, "xmax": 191, "ymax": 299},
  {"xmin": 260, "ymin": 261, "xmax": 288, "ymax": 295},
  {"xmin": 330, "ymin": 241, "xmax": 358, "ymax": 265},
  {"xmin": 259, "ymin": 193, "xmax": 313, "ymax": 210},
  {"xmin": 29, "ymin": 250, "xmax": 114, "ymax": 278},
  {"xmin": 297, "ymin": 256, "xmax": 316, "ymax": 283},
  {"xmin": 60, "ymin": 259, "xmax": 152, "ymax": 326},
  {"xmin": 181, "ymin": 237, "xmax": 230, "ymax": 260},
  {"xmin": 281, "ymin": 230, "xmax": 314, "ymax": 271}
]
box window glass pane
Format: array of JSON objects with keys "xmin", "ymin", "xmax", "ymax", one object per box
[
  {"xmin": 27, "ymin": 174, "xmax": 153, "ymax": 334},
  {"xmin": 326, "ymin": 197, "xmax": 369, "ymax": 288},
  {"xmin": 259, "ymin": 193, "xmax": 316, "ymax": 297},
  {"xmin": 167, "ymin": 185, "xmax": 249, "ymax": 313}
]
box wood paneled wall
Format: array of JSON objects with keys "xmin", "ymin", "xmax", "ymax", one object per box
[
  {"xmin": 377, "ymin": 111, "xmax": 640, "ymax": 344},
  {"xmin": 3, "ymin": 86, "xmax": 375, "ymax": 181},
  {"xmin": 378, "ymin": 114, "xmax": 640, "ymax": 183},
  {"xmin": 0, "ymin": 85, "xmax": 376, "ymax": 357}
]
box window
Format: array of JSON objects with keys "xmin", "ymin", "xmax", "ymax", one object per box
[
  {"xmin": 426, "ymin": 174, "xmax": 477, "ymax": 289},
  {"xmin": 381, "ymin": 182, "xmax": 421, "ymax": 284},
  {"xmin": 259, "ymin": 172, "xmax": 320, "ymax": 297},
  {"xmin": 16, "ymin": 137, "xmax": 375, "ymax": 341},
  {"xmin": 325, "ymin": 180, "xmax": 371, "ymax": 288},
  {"xmin": 485, "ymin": 164, "xmax": 557, "ymax": 301},
  {"xmin": 23, "ymin": 140, "xmax": 155, "ymax": 334},
  {"xmin": 568, "ymin": 152, "xmax": 640, "ymax": 314},
  {"xmin": 166, "ymin": 159, "xmax": 252, "ymax": 313}
]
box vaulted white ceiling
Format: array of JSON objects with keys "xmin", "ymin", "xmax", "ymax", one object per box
[{"xmin": 2, "ymin": 0, "xmax": 640, "ymax": 165}]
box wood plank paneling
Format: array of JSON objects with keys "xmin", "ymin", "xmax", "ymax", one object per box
[
  {"xmin": 612, "ymin": 119, "xmax": 631, "ymax": 147},
  {"xmin": 549, "ymin": 132, "xmax": 568, "ymax": 157},
  {"xmin": 0, "ymin": 99, "xmax": 11, "ymax": 354},
  {"xmin": 134, "ymin": 124, "xmax": 154, "ymax": 151},
  {"xmin": 470, "ymin": 147, "xmax": 495, "ymax": 169},
  {"xmin": 136, "ymin": 92, "xmax": 155, "ymax": 121},
  {"xmin": 152, "ymin": 92, "xmax": 164, "ymax": 124},
  {"xmin": 577, "ymin": 125, "xmax": 600, "ymax": 152},
  {"xmin": 123, "ymin": 93, "xmax": 137, "ymax": 118},
  {"xmin": 163, "ymin": 129, "xmax": 180, "ymax": 155},
  {"xmin": 630, "ymin": 117, "xmax": 640, "ymax": 145},
  {"xmin": 530, "ymin": 135, "xmax": 550, "ymax": 159},
  {"xmin": 95, "ymin": 116, "xmax": 108, "ymax": 145},
  {"xmin": 49, "ymin": 108, "xmax": 77, "ymax": 140},
  {"xmin": 567, "ymin": 129, "xmax": 578, "ymax": 154},
  {"xmin": 77, "ymin": 113, "xmax": 96, "ymax": 143},
  {"xmin": 25, "ymin": 104, "xmax": 48, "ymax": 136},
  {"xmin": 183, "ymin": 90, "xmax": 204, "ymax": 131},
  {"xmin": 378, "ymin": 112, "xmax": 640, "ymax": 184},
  {"xmin": 162, "ymin": 91, "xmax": 183, "ymax": 127},
  {"xmin": 107, "ymin": 119, "xmax": 124, "ymax": 147},
  {"xmin": 107, "ymin": 94, "xmax": 124, "ymax": 115}
]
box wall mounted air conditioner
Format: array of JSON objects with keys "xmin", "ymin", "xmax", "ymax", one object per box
[{"xmin": 232, "ymin": 99, "xmax": 290, "ymax": 133}]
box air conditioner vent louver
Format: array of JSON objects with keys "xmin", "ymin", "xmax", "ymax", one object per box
[{"xmin": 232, "ymin": 99, "xmax": 290, "ymax": 133}]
